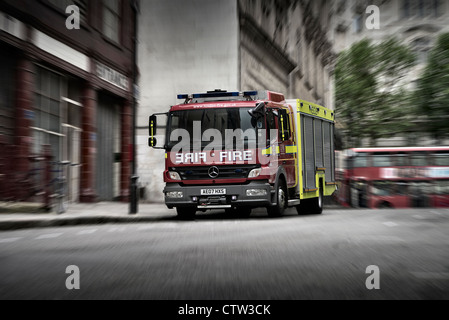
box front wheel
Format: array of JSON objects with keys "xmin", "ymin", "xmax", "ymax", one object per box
[{"xmin": 267, "ymin": 182, "xmax": 287, "ymax": 217}]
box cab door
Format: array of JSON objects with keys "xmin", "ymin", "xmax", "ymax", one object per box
[{"xmin": 278, "ymin": 107, "xmax": 297, "ymax": 188}]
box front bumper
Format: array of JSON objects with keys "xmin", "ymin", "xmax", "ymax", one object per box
[{"xmin": 164, "ymin": 181, "xmax": 273, "ymax": 209}]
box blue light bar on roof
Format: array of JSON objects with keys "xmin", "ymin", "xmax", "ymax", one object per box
[
  {"xmin": 243, "ymin": 91, "xmax": 258, "ymax": 96},
  {"xmin": 177, "ymin": 90, "xmax": 261, "ymax": 100},
  {"xmin": 192, "ymin": 91, "xmax": 239, "ymax": 99}
]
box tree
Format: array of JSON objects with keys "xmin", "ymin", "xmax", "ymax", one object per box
[
  {"xmin": 415, "ymin": 33, "xmax": 449, "ymax": 142},
  {"xmin": 335, "ymin": 38, "xmax": 416, "ymax": 148}
]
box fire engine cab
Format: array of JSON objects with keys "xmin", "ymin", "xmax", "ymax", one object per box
[{"xmin": 149, "ymin": 90, "xmax": 337, "ymax": 219}]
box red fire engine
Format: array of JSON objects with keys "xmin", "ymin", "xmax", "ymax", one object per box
[{"xmin": 149, "ymin": 90, "xmax": 337, "ymax": 218}]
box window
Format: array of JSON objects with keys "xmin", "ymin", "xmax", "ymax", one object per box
[
  {"xmin": 397, "ymin": 182, "xmax": 408, "ymax": 195},
  {"xmin": 279, "ymin": 109, "xmax": 291, "ymax": 141},
  {"xmin": 0, "ymin": 48, "xmax": 15, "ymax": 143},
  {"xmin": 103, "ymin": 0, "xmax": 120, "ymax": 43},
  {"xmin": 47, "ymin": 0, "xmax": 87, "ymax": 23},
  {"xmin": 167, "ymin": 108, "xmax": 260, "ymax": 150},
  {"xmin": 402, "ymin": 0, "xmax": 441, "ymax": 18},
  {"xmin": 266, "ymin": 109, "xmax": 276, "ymax": 144},
  {"xmin": 435, "ymin": 180, "xmax": 449, "ymax": 195},
  {"xmin": 33, "ymin": 67, "xmax": 64, "ymax": 161},
  {"xmin": 393, "ymin": 153, "xmax": 408, "ymax": 166},
  {"xmin": 372, "ymin": 181, "xmax": 393, "ymax": 196},
  {"xmin": 412, "ymin": 38, "xmax": 431, "ymax": 64},
  {"xmin": 353, "ymin": 14, "xmax": 363, "ymax": 33},
  {"xmin": 433, "ymin": 152, "xmax": 449, "ymax": 166},
  {"xmin": 410, "ymin": 152, "xmax": 427, "ymax": 166},
  {"xmin": 372, "ymin": 153, "xmax": 393, "ymax": 167},
  {"xmin": 353, "ymin": 153, "xmax": 368, "ymax": 168}
]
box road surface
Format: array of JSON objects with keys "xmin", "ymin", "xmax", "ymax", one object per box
[{"xmin": 0, "ymin": 207, "xmax": 448, "ymax": 300}]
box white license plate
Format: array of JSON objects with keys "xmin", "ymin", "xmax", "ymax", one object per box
[{"xmin": 200, "ymin": 188, "xmax": 226, "ymax": 195}]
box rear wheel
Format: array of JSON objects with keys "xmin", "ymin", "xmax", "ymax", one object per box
[
  {"xmin": 267, "ymin": 181, "xmax": 287, "ymax": 217},
  {"xmin": 297, "ymin": 186, "xmax": 324, "ymax": 215},
  {"xmin": 310, "ymin": 186, "xmax": 324, "ymax": 214},
  {"xmin": 176, "ymin": 207, "xmax": 196, "ymax": 220}
]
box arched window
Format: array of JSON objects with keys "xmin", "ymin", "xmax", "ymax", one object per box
[{"xmin": 412, "ymin": 37, "xmax": 431, "ymax": 63}]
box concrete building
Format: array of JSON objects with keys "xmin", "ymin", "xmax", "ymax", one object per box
[
  {"xmin": 0, "ymin": 0, "xmax": 138, "ymax": 204},
  {"xmin": 137, "ymin": 0, "xmax": 336, "ymax": 202}
]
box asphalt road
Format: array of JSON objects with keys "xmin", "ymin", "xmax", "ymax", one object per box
[{"xmin": 0, "ymin": 207, "xmax": 448, "ymax": 300}]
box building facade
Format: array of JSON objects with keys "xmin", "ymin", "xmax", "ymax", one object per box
[
  {"xmin": 0, "ymin": 0, "xmax": 138, "ymax": 203},
  {"xmin": 330, "ymin": 0, "xmax": 449, "ymax": 146},
  {"xmin": 137, "ymin": 0, "xmax": 336, "ymax": 202}
]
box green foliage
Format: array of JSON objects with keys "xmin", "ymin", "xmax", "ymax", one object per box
[
  {"xmin": 335, "ymin": 38, "xmax": 416, "ymax": 148},
  {"xmin": 415, "ymin": 33, "xmax": 449, "ymax": 140}
]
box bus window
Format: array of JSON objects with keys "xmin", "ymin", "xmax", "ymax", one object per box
[
  {"xmin": 433, "ymin": 153, "xmax": 449, "ymax": 166},
  {"xmin": 411, "ymin": 152, "xmax": 427, "ymax": 166},
  {"xmin": 393, "ymin": 153, "xmax": 408, "ymax": 166},
  {"xmin": 372, "ymin": 153, "xmax": 392, "ymax": 167},
  {"xmin": 353, "ymin": 153, "xmax": 368, "ymax": 167},
  {"xmin": 372, "ymin": 181, "xmax": 393, "ymax": 196},
  {"xmin": 435, "ymin": 180, "xmax": 449, "ymax": 195},
  {"xmin": 410, "ymin": 181, "xmax": 432, "ymax": 207},
  {"xmin": 397, "ymin": 181, "xmax": 408, "ymax": 195}
]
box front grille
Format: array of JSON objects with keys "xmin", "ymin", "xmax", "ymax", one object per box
[{"xmin": 174, "ymin": 165, "xmax": 260, "ymax": 180}]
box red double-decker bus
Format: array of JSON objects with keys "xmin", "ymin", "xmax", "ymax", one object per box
[{"xmin": 335, "ymin": 147, "xmax": 449, "ymax": 209}]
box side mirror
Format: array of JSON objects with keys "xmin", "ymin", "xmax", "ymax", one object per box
[
  {"xmin": 248, "ymin": 102, "xmax": 266, "ymax": 119},
  {"xmin": 149, "ymin": 115, "xmax": 157, "ymax": 147}
]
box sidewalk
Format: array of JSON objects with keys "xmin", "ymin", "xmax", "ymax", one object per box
[
  {"xmin": 0, "ymin": 200, "xmax": 346, "ymax": 231},
  {"xmin": 0, "ymin": 202, "xmax": 176, "ymax": 231}
]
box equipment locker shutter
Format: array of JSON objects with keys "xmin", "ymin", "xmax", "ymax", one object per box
[
  {"xmin": 330, "ymin": 123, "xmax": 335, "ymax": 181},
  {"xmin": 323, "ymin": 121, "xmax": 332, "ymax": 182},
  {"xmin": 304, "ymin": 116, "xmax": 315, "ymax": 189},
  {"xmin": 315, "ymin": 119, "xmax": 323, "ymax": 168}
]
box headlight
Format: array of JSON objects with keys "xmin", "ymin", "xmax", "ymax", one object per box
[
  {"xmin": 248, "ymin": 168, "xmax": 262, "ymax": 178},
  {"xmin": 166, "ymin": 191, "xmax": 183, "ymax": 198},
  {"xmin": 246, "ymin": 189, "xmax": 267, "ymax": 197},
  {"xmin": 168, "ymin": 171, "xmax": 181, "ymax": 180}
]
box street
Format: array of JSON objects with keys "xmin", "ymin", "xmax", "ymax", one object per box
[{"xmin": 0, "ymin": 207, "xmax": 448, "ymax": 300}]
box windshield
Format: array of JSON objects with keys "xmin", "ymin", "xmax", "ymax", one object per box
[{"xmin": 167, "ymin": 108, "xmax": 263, "ymax": 150}]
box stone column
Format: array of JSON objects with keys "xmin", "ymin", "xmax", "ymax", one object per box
[
  {"xmin": 14, "ymin": 55, "xmax": 34, "ymax": 173},
  {"xmin": 79, "ymin": 82, "xmax": 98, "ymax": 203},
  {"xmin": 120, "ymin": 98, "xmax": 132, "ymax": 202}
]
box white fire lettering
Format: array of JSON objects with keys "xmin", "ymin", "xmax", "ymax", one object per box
[
  {"xmin": 175, "ymin": 152, "xmax": 207, "ymax": 164},
  {"xmin": 175, "ymin": 151, "xmax": 253, "ymax": 164},
  {"xmin": 220, "ymin": 151, "xmax": 253, "ymax": 162}
]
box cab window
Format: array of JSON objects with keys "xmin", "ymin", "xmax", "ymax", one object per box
[{"xmin": 279, "ymin": 108, "xmax": 291, "ymax": 142}]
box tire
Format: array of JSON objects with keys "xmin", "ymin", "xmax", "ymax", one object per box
[
  {"xmin": 267, "ymin": 181, "xmax": 287, "ymax": 217},
  {"xmin": 378, "ymin": 201, "xmax": 392, "ymax": 209},
  {"xmin": 176, "ymin": 207, "xmax": 196, "ymax": 220},
  {"xmin": 296, "ymin": 201, "xmax": 310, "ymax": 215},
  {"xmin": 310, "ymin": 186, "xmax": 324, "ymax": 214}
]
